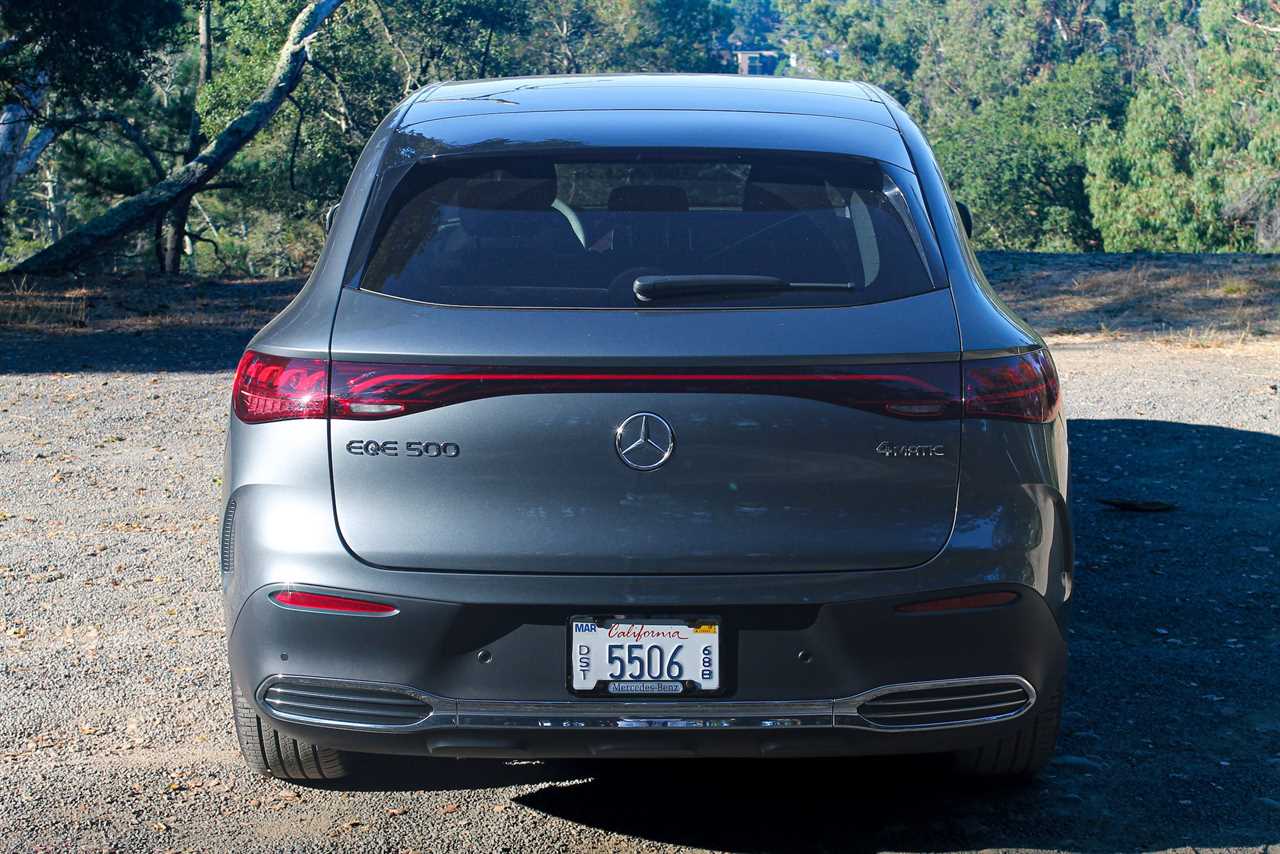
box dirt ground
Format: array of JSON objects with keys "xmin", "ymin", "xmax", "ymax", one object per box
[
  {"xmin": 980, "ymin": 251, "xmax": 1280, "ymax": 341},
  {"xmin": 0, "ymin": 253, "xmax": 1278, "ymax": 853}
]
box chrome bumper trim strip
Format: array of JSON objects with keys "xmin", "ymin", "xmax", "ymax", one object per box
[
  {"xmin": 256, "ymin": 674, "xmax": 1035, "ymax": 734},
  {"xmin": 454, "ymin": 699, "xmax": 835, "ymax": 730},
  {"xmin": 834, "ymin": 675, "xmax": 1037, "ymax": 731},
  {"xmin": 256, "ymin": 675, "xmax": 442, "ymax": 733}
]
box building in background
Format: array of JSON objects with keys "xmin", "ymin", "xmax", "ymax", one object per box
[{"xmin": 732, "ymin": 49, "xmax": 785, "ymax": 75}]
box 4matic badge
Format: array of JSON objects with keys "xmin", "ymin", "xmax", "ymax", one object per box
[
  {"xmin": 345, "ymin": 440, "xmax": 460, "ymax": 458},
  {"xmin": 875, "ymin": 441, "xmax": 945, "ymax": 458}
]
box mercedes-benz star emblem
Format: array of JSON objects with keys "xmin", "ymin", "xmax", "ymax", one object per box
[{"xmin": 614, "ymin": 412, "xmax": 675, "ymax": 471}]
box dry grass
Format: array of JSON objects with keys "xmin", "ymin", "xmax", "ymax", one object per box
[
  {"xmin": 0, "ymin": 271, "xmax": 302, "ymax": 337},
  {"xmin": 1144, "ymin": 323, "xmax": 1273, "ymax": 350},
  {"xmin": 0, "ymin": 275, "xmax": 88, "ymax": 329},
  {"xmin": 982, "ymin": 252, "xmax": 1280, "ymax": 344}
]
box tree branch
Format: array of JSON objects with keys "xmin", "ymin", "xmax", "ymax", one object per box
[
  {"xmin": 58, "ymin": 111, "xmax": 167, "ymax": 179},
  {"xmin": 186, "ymin": 228, "xmax": 232, "ymax": 275},
  {"xmin": 14, "ymin": 126, "xmax": 57, "ymax": 179},
  {"xmin": 307, "ymin": 56, "xmax": 367, "ymax": 135},
  {"xmin": 367, "ymin": 0, "xmax": 416, "ymax": 95},
  {"xmin": 1234, "ymin": 12, "xmax": 1280, "ymax": 34},
  {"xmin": 0, "ymin": 73, "xmax": 49, "ymax": 215},
  {"xmin": 13, "ymin": 0, "xmax": 346, "ymax": 275},
  {"xmin": 0, "ymin": 35, "xmax": 29, "ymax": 60},
  {"xmin": 286, "ymin": 94, "xmax": 305, "ymax": 193},
  {"xmin": 191, "ymin": 196, "xmax": 220, "ymax": 238}
]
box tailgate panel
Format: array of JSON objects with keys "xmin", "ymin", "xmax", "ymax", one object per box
[{"xmin": 328, "ymin": 290, "xmax": 963, "ymax": 574}]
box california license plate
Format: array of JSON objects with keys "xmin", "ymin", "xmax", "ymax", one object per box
[{"xmin": 570, "ymin": 617, "xmax": 720, "ymax": 695}]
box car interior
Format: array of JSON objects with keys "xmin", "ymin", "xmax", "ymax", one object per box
[{"xmin": 359, "ymin": 153, "xmax": 934, "ymax": 308}]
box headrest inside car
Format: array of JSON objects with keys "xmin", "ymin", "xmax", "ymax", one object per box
[
  {"xmin": 607, "ymin": 185, "xmax": 690, "ymax": 212},
  {"xmin": 458, "ymin": 178, "xmax": 557, "ymax": 211},
  {"xmin": 744, "ymin": 163, "xmax": 837, "ymax": 211}
]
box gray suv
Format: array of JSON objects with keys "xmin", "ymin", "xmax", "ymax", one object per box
[{"xmin": 222, "ymin": 75, "xmax": 1070, "ymax": 781}]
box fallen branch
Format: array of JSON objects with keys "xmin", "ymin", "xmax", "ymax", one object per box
[
  {"xmin": 13, "ymin": 0, "xmax": 346, "ymax": 275},
  {"xmin": 1234, "ymin": 11, "xmax": 1280, "ymax": 34}
]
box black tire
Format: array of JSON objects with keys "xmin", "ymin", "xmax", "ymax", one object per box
[
  {"xmin": 951, "ymin": 679, "xmax": 1062, "ymax": 780},
  {"xmin": 232, "ymin": 682, "xmax": 354, "ymax": 781}
]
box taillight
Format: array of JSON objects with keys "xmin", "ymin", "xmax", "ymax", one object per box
[
  {"xmin": 962, "ymin": 349, "xmax": 1060, "ymax": 423},
  {"xmin": 329, "ymin": 362, "xmax": 963, "ymax": 420},
  {"xmin": 232, "ymin": 351, "xmax": 328, "ymax": 424},
  {"xmin": 233, "ymin": 354, "xmax": 973, "ymax": 422}
]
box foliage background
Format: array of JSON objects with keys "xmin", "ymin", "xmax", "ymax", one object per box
[{"xmin": 2, "ymin": 0, "xmax": 1277, "ymax": 276}]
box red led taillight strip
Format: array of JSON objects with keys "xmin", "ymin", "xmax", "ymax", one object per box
[
  {"xmin": 962, "ymin": 350, "xmax": 1060, "ymax": 424},
  {"xmin": 232, "ymin": 351, "xmax": 327, "ymax": 424},
  {"xmin": 328, "ymin": 362, "xmax": 964, "ymax": 421},
  {"xmin": 231, "ymin": 349, "xmax": 1060, "ymax": 425}
]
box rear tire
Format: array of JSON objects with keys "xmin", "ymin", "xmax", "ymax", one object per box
[
  {"xmin": 951, "ymin": 678, "xmax": 1062, "ymax": 780},
  {"xmin": 232, "ymin": 682, "xmax": 354, "ymax": 781}
]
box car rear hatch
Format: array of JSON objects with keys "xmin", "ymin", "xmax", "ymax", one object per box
[{"xmin": 326, "ymin": 146, "xmax": 962, "ymax": 574}]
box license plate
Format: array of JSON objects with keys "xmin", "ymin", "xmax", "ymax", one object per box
[{"xmin": 570, "ymin": 617, "xmax": 720, "ymax": 695}]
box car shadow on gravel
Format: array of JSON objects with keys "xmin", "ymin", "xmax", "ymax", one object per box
[
  {"xmin": 314, "ymin": 755, "xmax": 592, "ymax": 793},
  {"xmin": 512, "ymin": 419, "xmax": 1280, "ymax": 852},
  {"xmin": 261, "ymin": 418, "xmax": 1279, "ymax": 852},
  {"xmin": 516, "ymin": 756, "xmax": 1038, "ymax": 853}
]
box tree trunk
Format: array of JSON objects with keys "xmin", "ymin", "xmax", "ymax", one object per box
[
  {"xmin": 14, "ymin": 0, "xmax": 345, "ymax": 276},
  {"xmin": 162, "ymin": 196, "xmax": 193, "ymax": 273},
  {"xmin": 162, "ymin": 0, "xmax": 215, "ymax": 274},
  {"xmin": 42, "ymin": 160, "xmax": 64, "ymax": 243},
  {"xmin": 0, "ymin": 75, "xmax": 49, "ymax": 256}
]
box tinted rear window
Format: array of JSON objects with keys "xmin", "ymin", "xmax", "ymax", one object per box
[{"xmin": 354, "ymin": 150, "xmax": 940, "ymax": 309}]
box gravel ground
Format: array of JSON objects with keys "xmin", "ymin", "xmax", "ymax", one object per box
[{"xmin": 1, "ymin": 263, "xmax": 1278, "ymax": 853}]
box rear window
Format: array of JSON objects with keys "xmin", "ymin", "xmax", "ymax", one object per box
[{"xmin": 352, "ymin": 150, "xmax": 941, "ymax": 309}]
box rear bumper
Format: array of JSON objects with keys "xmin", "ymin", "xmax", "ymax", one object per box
[
  {"xmin": 242, "ymin": 687, "xmax": 1049, "ymax": 760},
  {"xmin": 228, "ymin": 582, "xmax": 1066, "ymax": 759},
  {"xmin": 223, "ymin": 414, "xmax": 1071, "ymax": 759}
]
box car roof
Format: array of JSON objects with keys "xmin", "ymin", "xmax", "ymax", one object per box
[
  {"xmin": 399, "ymin": 74, "xmax": 896, "ymax": 130},
  {"xmin": 383, "ymin": 75, "xmax": 912, "ymax": 170}
]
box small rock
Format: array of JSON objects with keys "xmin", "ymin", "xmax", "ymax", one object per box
[
  {"xmin": 1052, "ymin": 755, "xmax": 1104, "ymax": 771},
  {"xmin": 1099, "ymin": 497, "xmax": 1177, "ymax": 512}
]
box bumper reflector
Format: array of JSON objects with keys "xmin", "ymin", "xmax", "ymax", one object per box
[
  {"xmin": 271, "ymin": 590, "xmax": 398, "ymax": 616},
  {"xmin": 895, "ymin": 591, "xmax": 1019, "ymax": 613}
]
